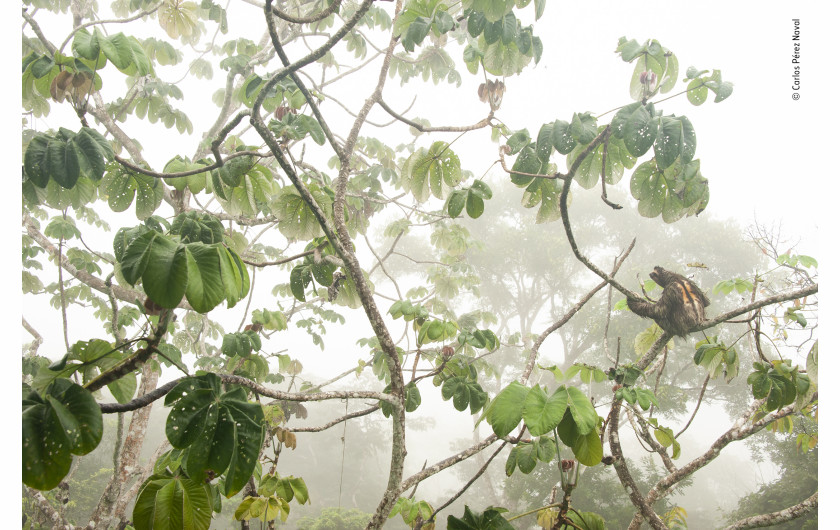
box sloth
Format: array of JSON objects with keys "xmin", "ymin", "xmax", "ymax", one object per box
[{"xmin": 626, "ymin": 266, "xmax": 710, "ymax": 337}]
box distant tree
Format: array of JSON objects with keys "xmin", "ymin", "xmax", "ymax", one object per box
[{"xmin": 22, "ymin": 1, "xmax": 816, "ymax": 529}]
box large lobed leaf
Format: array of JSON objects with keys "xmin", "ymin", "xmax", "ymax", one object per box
[{"xmin": 22, "ymin": 379, "xmax": 103, "ymax": 490}]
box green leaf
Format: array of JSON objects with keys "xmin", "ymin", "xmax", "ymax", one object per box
[
  {"xmin": 119, "ymin": 230, "xmax": 157, "ymax": 285},
  {"xmin": 290, "ymin": 264, "xmax": 312, "ymax": 302},
  {"xmin": 23, "ymin": 379, "xmax": 103, "ymax": 490},
  {"xmin": 445, "ymin": 189, "xmax": 468, "ymax": 218},
  {"xmin": 297, "ymin": 114, "xmax": 326, "ymax": 146},
  {"xmin": 447, "ymin": 506, "xmax": 515, "ymax": 530},
  {"xmin": 405, "ymin": 382, "xmax": 422, "ymax": 413},
  {"xmin": 182, "ymin": 243, "xmax": 230, "ymax": 313},
  {"xmin": 133, "ymin": 475, "xmax": 212, "ymax": 530},
  {"xmin": 23, "ymin": 134, "xmax": 51, "ymax": 187},
  {"xmin": 686, "ymin": 78, "xmax": 708, "ymax": 106},
  {"xmin": 563, "ymin": 386, "xmax": 598, "ymax": 435},
  {"xmin": 522, "ymin": 385, "xmax": 568, "ymax": 436},
  {"xmin": 550, "ymin": 120, "xmax": 576, "ymax": 154},
  {"xmin": 171, "ymin": 211, "xmax": 225, "ymax": 244},
  {"xmin": 571, "ymin": 426, "xmax": 603, "ymax": 466},
  {"xmin": 271, "ymin": 186, "xmax": 331, "ymax": 241},
  {"xmin": 465, "ymin": 192, "xmax": 485, "ymax": 219},
  {"xmin": 623, "ymin": 104, "xmax": 658, "ymax": 157},
  {"xmin": 483, "ymin": 381, "xmax": 528, "ymax": 437},
  {"xmin": 142, "ymin": 234, "xmax": 188, "ymax": 308}
]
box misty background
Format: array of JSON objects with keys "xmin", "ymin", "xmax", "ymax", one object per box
[{"xmin": 14, "ymin": 0, "xmax": 833, "ymax": 528}]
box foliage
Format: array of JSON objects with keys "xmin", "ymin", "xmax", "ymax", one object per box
[{"xmin": 20, "ymin": 0, "xmax": 816, "ymax": 528}]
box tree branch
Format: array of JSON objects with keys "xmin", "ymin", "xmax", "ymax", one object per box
[
  {"xmin": 377, "ymin": 97, "xmax": 494, "ymax": 133},
  {"xmin": 23, "ymin": 211, "xmax": 191, "ymax": 310},
  {"xmin": 722, "ymin": 491, "xmax": 817, "ymax": 530},
  {"xmin": 520, "ymin": 237, "xmax": 635, "ymax": 384},
  {"xmin": 100, "ymin": 374, "xmax": 398, "ymax": 413},
  {"xmin": 607, "ymin": 396, "xmax": 668, "ymax": 530}
]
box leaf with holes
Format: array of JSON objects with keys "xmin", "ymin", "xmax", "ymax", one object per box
[
  {"xmin": 101, "ymin": 166, "xmax": 163, "ymax": 219},
  {"xmin": 22, "ymin": 379, "xmax": 103, "ymax": 490}
]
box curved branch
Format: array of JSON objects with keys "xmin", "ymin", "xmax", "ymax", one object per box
[
  {"xmin": 377, "ymin": 98, "xmax": 494, "ymax": 133},
  {"xmin": 264, "ymin": 0, "xmax": 344, "ymax": 157},
  {"xmin": 253, "ymin": 0, "xmax": 374, "ymax": 112},
  {"xmin": 290, "ymin": 405, "xmax": 379, "ymax": 433},
  {"xmin": 722, "ymin": 491, "xmax": 817, "ymax": 530},
  {"xmin": 58, "ymin": 2, "xmax": 164, "ymax": 54},
  {"xmin": 556, "ymin": 125, "xmax": 640, "ymax": 300},
  {"xmin": 22, "ymin": 9, "xmax": 58, "ymax": 55},
  {"xmin": 520, "ymin": 237, "xmax": 635, "ymax": 384},
  {"xmin": 644, "ymin": 394, "xmax": 817, "ymax": 507},
  {"xmin": 675, "ymin": 373, "xmax": 710, "ymax": 438},
  {"xmin": 398, "ymin": 434, "xmax": 500, "ymax": 494},
  {"xmin": 101, "ymin": 374, "xmax": 398, "ymax": 413},
  {"xmin": 423, "ymin": 439, "xmax": 508, "ymax": 525},
  {"xmin": 242, "ymin": 249, "xmax": 315, "ymax": 268}
]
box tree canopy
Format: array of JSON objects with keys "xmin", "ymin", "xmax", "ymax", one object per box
[{"xmin": 21, "ymin": 1, "xmax": 818, "ymax": 529}]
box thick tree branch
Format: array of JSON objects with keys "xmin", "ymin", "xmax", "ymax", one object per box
[
  {"xmin": 399, "ymin": 434, "xmax": 500, "ymax": 494},
  {"xmin": 607, "ymin": 396, "xmax": 668, "ymax": 530},
  {"xmin": 643, "ymin": 395, "xmax": 815, "ymax": 507},
  {"xmin": 22, "ymin": 9, "xmax": 58, "ymax": 55},
  {"xmin": 722, "ymin": 491, "xmax": 817, "ymax": 530},
  {"xmin": 85, "ymin": 312, "xmax": 173, "ymax": 392}
]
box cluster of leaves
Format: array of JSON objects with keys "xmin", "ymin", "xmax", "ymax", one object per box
[
  {"xmin": 389, "ymin": 496, "xmax": 435, "ymax": 529},
  {"xmin": 748, "ymin": 360, "xmax": 812, "ymax": 412},
  {"xmin": 24, "ymin": 127, "xmax": 114, "ymax": 190},
  {"xmin": 483, "ymin": 381, "xmax": 602, "ymax": 470},
  {"xmin": 395, "ymin": 0, "xmax": 457, "ymax": 53},
  {"xmin": 776, "ymin": 253, "xmax": 818, "ymax": 270},
  {"xmin": 159, "ymin": 373, "xmax": 265, "ymax": 498},
  {"xmin": 461, "ymin": 1, "xmax": 544, "ymax": 77},
  {"xmin": 536, "ymin": 507, "xmax": 606, "ymax": 530},
  {"xmin": 503, "ymin": 37, "xmax": 732, "ymax": 223},
  {"xmin": 615, "ymin": 386, "xmax": 659, "ymax": 411},
  {"xmin": 445, "ymin": 180, "xmax": 493, "ymax": 219},
  {"xmin": 505, "ymin": 114, "xmax": 600, "ymax": 223},
  {"xmin": 33, "ymin": 339, "xmax": 138, "ymax": 403},
  {"xmin": 448, "ymin": 506, "xmax": 514, "ymax": 530},
  {"xmin": 694, "ymin": 336, "xmax": 740, "ymax": 382},
  {"xmin": 615, "ymin": 37, "xmax": 680, "ymax": 102},
  {"xmin": 290, "ymin": 241, "xmax": 339, "ymax": 302},
  {"xmin": 114, "ymin": 212, "xmax": 250, "ymax": 312},
  {"xmin": 234, "ymin": 473, "xmax": 309, "ymax": 523},
  {"xmin": 402, "ymin": 141, "xmax": 465, "ymax": 202}
]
